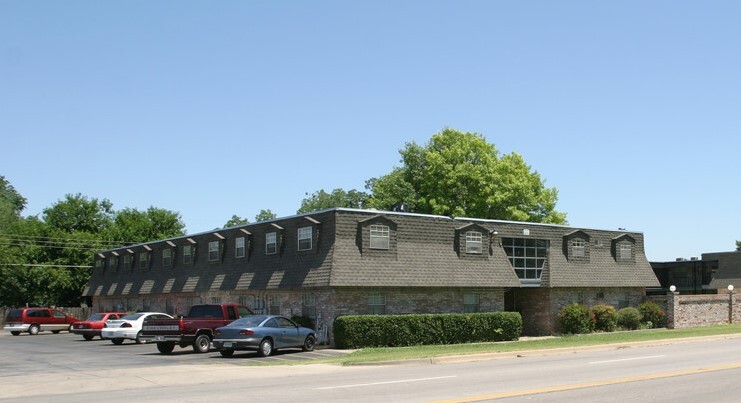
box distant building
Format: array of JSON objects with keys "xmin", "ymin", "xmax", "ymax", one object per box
[
  {"xmin": 649, "ymin": 258, "xmax": 718, "ymax": 295},
  {"xmin": 84, "ymin": 208, "xmax": 660, "ymax": 337}
]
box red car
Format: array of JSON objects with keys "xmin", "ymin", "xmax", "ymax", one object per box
[
  {"xmin": 4, "ymin": 308, "xmax": 79, "ymax": 335},
  {"xmin": 71, "ymin": 312, "xmax": 128, "ymax": 341}
]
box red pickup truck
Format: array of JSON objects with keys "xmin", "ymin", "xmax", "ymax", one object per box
[{"xmin": 140, "ymin": 304, "xmax": 253, "ymax": 354}]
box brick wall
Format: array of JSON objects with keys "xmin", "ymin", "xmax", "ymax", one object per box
[{"xmin": 663, "ymin": 292, "xmax": 738, "ymax": 328}]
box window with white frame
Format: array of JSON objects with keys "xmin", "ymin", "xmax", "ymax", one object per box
[
  {"xmin": 465, "ymin": 231, "xmax": 483, "ymax": 254},
  {"xmin": 368, "ymin": 293, "xmax": 386, "ymax": 315},
  {"xmin": 95, "ymin": 258, "xmax": 104, "ymax": 273},
  {"xmin": 464, "ymin": 293, "xmax": 480, "ymax": 313},
  {"xmin": 619, "ymin": 243, "xmax": 632, "ymax": 260},
  {"xmin": 502, "ymin": 238, "xmax": 547, "ymax": 281},
  {"xmin": 298, "ymin": 227, "xmax": 312, "ymax": 251},
  {"xmin": 162, "ymin": 248, "xmax": 172, "ymax": 267},
  {"xmin": 235, "ymin": 236, "xmax": 246, "ymax": 258},
  {"xmin": 369, "ymin": 225, "xmax": 390, "ymax": 249},
  {"xmin": 572, "ymin": 239, "xmax": 586, "ymax": 258},
  {"xmin": 266, "ymin": 232, "xmax": 277, "ymax": 255},
  {"xmin": 208, "ymin": 241, "xmax": 220, "ymax": 261},
  {"xmin": 183, "ymin": 245, "xmax": 193, "ymax": 264}
]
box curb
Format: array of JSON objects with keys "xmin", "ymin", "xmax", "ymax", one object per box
[{"xmin": 345, "ymin": 333, "xmax": 741, "ymax": 366}]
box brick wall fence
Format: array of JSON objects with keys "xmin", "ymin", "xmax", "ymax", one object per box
[{"xmin": 648, "ymin": 292, "xmax": 740, "ymax": 329}]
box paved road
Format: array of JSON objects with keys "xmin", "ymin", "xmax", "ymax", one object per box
[{"xmin": 3, "ymin": 331, "xmax": 741, "ymax": 402}]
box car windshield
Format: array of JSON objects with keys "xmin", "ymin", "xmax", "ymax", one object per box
[
  {"xmin": 227, "ymin": 315, "xmax": 267, "ymax": 327},
  {"xmin": 121, "ymin": 313, "xmax": 144, "ymax": 321},
  {"xmin": 86, "ymin": 313, "xmax": 106, "ymax": 321}
]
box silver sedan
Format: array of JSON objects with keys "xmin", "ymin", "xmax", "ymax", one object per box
[{"xmin": 212, "ymin": 315, "xmax": 316, "ymax": 357}]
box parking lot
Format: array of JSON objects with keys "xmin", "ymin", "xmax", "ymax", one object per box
[{"xmin": 0, "ymin": 330, "xmax": 350, "ymax": 378}]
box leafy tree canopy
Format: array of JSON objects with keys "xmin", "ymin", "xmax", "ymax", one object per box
[
  {"xmin": 224, "ymin": 214, "xmax": 249, "ymax": 228},
  {"xmin": 0, "ymin": 175, "xmax": 27, "ymax": 231},
  {"xmin": 365, "ymin": 128, "xmax": 567, "ymax": 224},
  {"xmin": 736, "ymin": 240, "xmax": 740, "ymax": 252},
  {"xmin": 297, "ymin": 188, "xmax": 369, "ymax": 214},
  {"xmin": 255, "ymin": 209, "xmax": 277, "ymax": 222},
  {"xmin": 109, "ymin": 207, "xmax": 186, "ymax": 244}
]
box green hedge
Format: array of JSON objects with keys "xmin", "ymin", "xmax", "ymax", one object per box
[{"xmin": 333, "ymin": 312, "xmax": 523, "ymax": 349}]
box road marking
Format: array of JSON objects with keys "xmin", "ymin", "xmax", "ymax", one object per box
[
  {"xmin": 590, "ymin": 355, "xmax": 666, "ymax": 364},
  {"xmin": 317, "ymin": 375, "xmax": 457, "ymax": 390},
  {"xmin": 432, "ymin": 362, "xmax": 741, "ymax": 402}
]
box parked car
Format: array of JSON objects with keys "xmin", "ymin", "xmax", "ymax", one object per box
[
  {"xmin": 212, "ymin": 315, "xmax": 316, "ymax": 357},
  {"xmin": 101, "ymin": 312, "xmax": 172, "ymax": 345},
  {"xmin": 140, "ymin": 304, "xmax": 253, "ymax": 354},
  {"xmin": 3, "ymin": 308, "xmax": 79, "ymax": 336},
  {"xmin": 71, "ymin": 312, "xmax": 128, "ymax": 340}
]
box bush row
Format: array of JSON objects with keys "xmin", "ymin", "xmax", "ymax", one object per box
[
  {"xmin": 558, "ymin": 301, "xmax": 665, "ymax": 334},
  {"xmin": 333, "ymin": 312, "xmax": 523, "ymax": 349}
]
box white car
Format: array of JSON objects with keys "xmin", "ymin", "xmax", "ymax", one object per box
[{"xmin": 101, "ymin": 312, "xmax": 173, "ymax": 345}]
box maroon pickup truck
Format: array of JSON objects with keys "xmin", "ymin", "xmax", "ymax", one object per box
[{"xmin": 140, "ymin": 304, "xmax": 253, "ymax": 354}]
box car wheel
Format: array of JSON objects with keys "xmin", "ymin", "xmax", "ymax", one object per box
[
  {"xmin": 257, "ymin": 339, "xmax": 273, "ymax": 357},
  {"xmin": 83, "ymin": 335, "xmax": 94, "ymax": 341},
  {"xmin": 10, "ymin": 331, "xmax": 20, "ymax": 336},
  {"xmin": 192, "ymin": 334, "xmax": 211, "ymax": 353},
  {"xmin": 157, "ymin": 342, "xmax": 176, "ymax": 354},
  {"xmin": 302, "ymin": 335, "xmax": 316, "ymax": 352},
  {"xmin": 28, "ymin": 325, "xmax": 40, "ymax": 335},
  {"xmin": 111, "ymin": 338, "xmax": 124, "ymax": 345},
  {"xmin": 219, "ymin": 349, "xmax": 235, "ymax": 358},
  {"xmin": 135, "ymin": 331, "xmax": 144, "ymax": 344}
]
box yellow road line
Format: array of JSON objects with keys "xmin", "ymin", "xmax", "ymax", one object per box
[{"xmin": 433, "ymin": 362, "xmax": 741, "ymax": 402}]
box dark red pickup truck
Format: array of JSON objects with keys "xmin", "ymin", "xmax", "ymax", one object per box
[{"xmin": 140, "ymin": 304, "xmax": 253, "ymax": 354}]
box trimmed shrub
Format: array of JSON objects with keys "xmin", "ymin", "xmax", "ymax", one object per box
[
  {"xmin": 638, "ymin": 301, "xmax": 665, "ymax": 328},
  {"xmin": 558, "ymin": 303, "xmax": 595, "ymax": 334},
  {"xmin": 591, "ymin": 304, "xmax": 618, "ymax": 332},
  {"xmin": 617, "ymin": 307, "xmax": 642, "ymax": 330},
  {"xmin": 333, "ymin": 312, "xmax": 523, "ymax": 349}
]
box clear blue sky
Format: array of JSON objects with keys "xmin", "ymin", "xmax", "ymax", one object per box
[{"xmin": 2, "ymin": 1, "xmax": 739, "ymax": 262}]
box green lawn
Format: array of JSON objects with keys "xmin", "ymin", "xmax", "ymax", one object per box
[{"xmin": 310, "ymin": 324, "xmax": 741, "ymax": 366}]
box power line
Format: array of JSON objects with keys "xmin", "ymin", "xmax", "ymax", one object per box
[{"xmin": 0, "ymin": 233, "xmax": 140, "ymax": 246}]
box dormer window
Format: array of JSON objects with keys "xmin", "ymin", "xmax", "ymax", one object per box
[
  {"xmin": 370, "ymin": 225, "xmax": 390, "ymax": 249},
  {"xmin": 208, "ymin": 241, "xmax": 220, "ymax": 262},
  {"xmin": 465, "ymin": 231, "xmax": 483, "ymax": 254},
  {"xmin": 572, "ymin": 239, "xmax": 585, "ymax": 258},
  {"xmin": 266, "ymin": 232, "xmax": 277, "ymax": 255},
  {"xmin": 162, "ymin": 248, "xmax": 173, "ymax": 267},
  {"xmin": 235, "ymin": 236, "xmax": 246, "ymax": 258},
  {"xmin": 298, "ymin": 227, "xmax": 312, "ymax": 251},
  {"xmin": 619, "ymin": 243, "xmax": 632, "ymax": 260}
]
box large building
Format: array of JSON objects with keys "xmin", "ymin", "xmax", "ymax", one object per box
[{"xmin": 84, "ymin": 208, "xmax": 660, "ymax": 337}]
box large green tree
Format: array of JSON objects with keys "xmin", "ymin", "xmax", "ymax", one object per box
[
  {"xmin": 109, "ymin": 207, "xmax": 186, "ymax": 244},
  {"xmin": 0, "ymin": 175, "xmax": 27, "ymax": 231},
  {"xmin": 0, "ymin": 183, "xmax": 187, "ymax": 307},
  {"xmin": 297, "ymin": 189, "xmax": 369, "ymax": 214},
  {"xmin": 736, "ymin": 240, "xmax": 740, "ymax": 252},
  {"xmin": 365, "ymin": 128, "xmax": 567, "ymax": 224}
]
